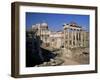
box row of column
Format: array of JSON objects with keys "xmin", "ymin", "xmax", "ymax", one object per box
[{"xmin": 64, "ymin": 28, "xmax": 86, "ymax": 48}]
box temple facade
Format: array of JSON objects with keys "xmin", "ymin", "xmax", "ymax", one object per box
[
  {"xmin": 31, "ymin": 22, "xmax": 89, "ymax": 49},
  {"xmin": 63, "ymin": 22, "xmax": 89, "ymax": 48}
]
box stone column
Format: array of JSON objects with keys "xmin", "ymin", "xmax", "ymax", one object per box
[
  {"xmin": 81, "ymin": 30, "xmax": 83, "ymax": 47},
  {"xmin": 67, "ymin": 28, "xmax": 69, "ymax": 48},
  {"xmin": 64, "ymin": 28, "xmax": 66, "ymax": 48},
  {"xmin": 71, "ymin": 29, "xmax": 73, "ymax": 47},
  {"xmin": 77, "ymin": 29, "xmax": 79, "ymax": 47},
  {"xmin": 83, "ymin": 32, "xmax": 86, "ymax": 47},
  {"xmin": 79, "ymin": 30, "xmax": 81, "ymax": 47},
  {"xmin": 75, "ymin": 29, "xmax": 77, "ymax": 47}
]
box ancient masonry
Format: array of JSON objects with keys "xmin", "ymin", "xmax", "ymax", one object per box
[{"xmin": 31, "ymin": 22, "xmax": 89, "ymax": 49}]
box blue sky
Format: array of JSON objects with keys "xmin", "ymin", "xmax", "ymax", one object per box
[{"xmin": 26, "ymin": 12, "xmax": 89, "ymax": 31}]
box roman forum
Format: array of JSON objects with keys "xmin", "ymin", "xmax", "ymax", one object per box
[{"xmin": 31, "ymin": 22, "xmax": 89, "ymax": 50}]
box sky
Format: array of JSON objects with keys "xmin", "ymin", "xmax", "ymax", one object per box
[{"xmin": 26, "ymin": 12, "xmax": 90, "ymax": 31}]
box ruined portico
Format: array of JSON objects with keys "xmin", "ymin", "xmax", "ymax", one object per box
[{"xmin": 63, "ymin": 22, "xmax": 89, "ymax": 49}]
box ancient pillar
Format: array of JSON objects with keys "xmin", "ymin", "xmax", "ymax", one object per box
[
  {"xmin": 81, "ymin": 30, "xmax": 83, "ymax": 47},
  {"xmin": 67, "ymin": 28, "xmax": 69, "ymax": 48},
  {"xmin": 75, "ymin": 29, "xmax": 77, "ymax": 47},
  {"xmin": 64, "ymin": 28, "xmax": 66, "ymax": 48},
  {"xmin": 77, "ymin": 29, "xmax": 79, "ymax": 47},
  {"xmin": 83, "ymin": 32, "xmax": 86, "ymax": 47},
  {"xmin": 71, "ymin": 29, "xmax": 73, "ymax": 47}
]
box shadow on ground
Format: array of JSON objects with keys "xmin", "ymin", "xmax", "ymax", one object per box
[{"xmin": 26, "ymin": 47, "xmax": 57, "ymax": 67}]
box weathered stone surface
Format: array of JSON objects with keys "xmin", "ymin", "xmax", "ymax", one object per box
[{"xmin": 62, "ymin": 48, "xmax": 72, "ymax": 58}]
